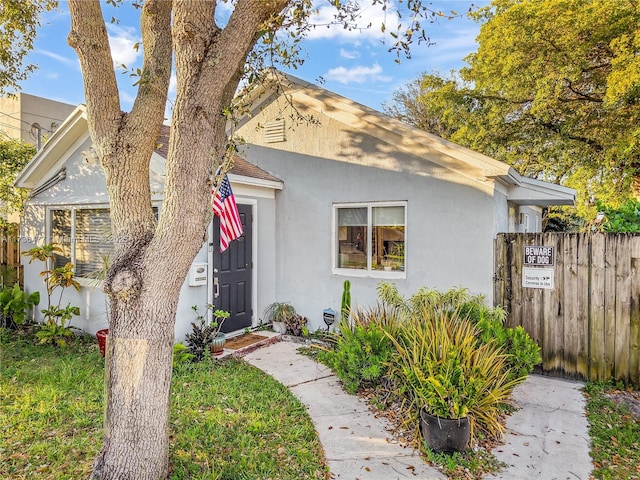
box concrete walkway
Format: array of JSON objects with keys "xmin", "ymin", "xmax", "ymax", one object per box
[
  {"xmin": 243, "ymin": 340, "xmax": 592, "ymax": 480},
  {"xmin": 486, "ymin": 375, "xmax": 592, "ymax": 480}
]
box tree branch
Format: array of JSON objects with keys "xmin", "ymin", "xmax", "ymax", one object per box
[
  {"xmin": 127, "ymin": 0, "xmax": 173, "ymax": 135},
  {"xmin": 67, "ymin": 0, "xmax": 121, "ymax": 144}
]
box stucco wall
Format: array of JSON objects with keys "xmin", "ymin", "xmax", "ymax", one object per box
[
  {"xmin": 241, "ymin": 144, "xmax": 498, "ymax": 332},
  {"xmin": 20, "ymin": 139, "xmax": 279, "ymax": 341}
]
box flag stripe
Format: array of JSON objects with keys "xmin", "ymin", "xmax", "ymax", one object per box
[{"xmin": 212, "ymin": 174, "xmax": 243, "ymax": 252}]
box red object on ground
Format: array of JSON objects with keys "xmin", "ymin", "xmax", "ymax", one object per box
[{"xmin": 96, "ymin": 329, "xmax": 109, "ymax": 357}]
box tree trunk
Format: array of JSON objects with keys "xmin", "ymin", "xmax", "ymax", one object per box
[{"xmin": 66, "ymin": 1, "xmax": 290, "ymax": 478}]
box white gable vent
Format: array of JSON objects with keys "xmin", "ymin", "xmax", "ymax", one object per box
[{"xmin": 264, "ymin": 119, "xmax": 285, "ymax": 143}]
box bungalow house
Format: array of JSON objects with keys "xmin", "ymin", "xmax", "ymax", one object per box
[{"xmin": 15, "ymin": 72, "xmax": 575, "ymax": 340}]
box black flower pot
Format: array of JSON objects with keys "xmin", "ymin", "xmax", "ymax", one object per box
[{"xmin": 420, "ymin": 408, "xmax": 470, "ymax": 453}]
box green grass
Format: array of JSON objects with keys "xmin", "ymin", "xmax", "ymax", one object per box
[
  {"xmin": 584, "ymin": 381, "xmax": 640, "ymax": 480},
  {"xmin": 0, "ymin": 329, "xmax": 327, "ymax": 480}
]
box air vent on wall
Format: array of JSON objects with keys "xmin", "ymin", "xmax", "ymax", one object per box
[{"xmin": 264, "ymin": 119, "xmax": 285, "ymax": 143}]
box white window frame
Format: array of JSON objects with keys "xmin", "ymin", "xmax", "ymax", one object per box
[{"xmin": 332, "ymin": 201, "xmax": 407, "ymax": 279}]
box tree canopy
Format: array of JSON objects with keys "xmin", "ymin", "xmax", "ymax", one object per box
[
  {"xmin": 0, "ymin": 0, "xmax": 57, "ymax": 94},
  {"xmin": 385, "ymin": 0, "xmax": 640, "ymax": 223},
  {"xmin": 0, "ymin": 139, "xmax": 35, "ymax": 217}
]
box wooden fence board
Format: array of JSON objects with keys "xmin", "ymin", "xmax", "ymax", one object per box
[
  {"xmin": 614, "ymin": 235, "xmax": 631, "ymax": 382},
  {"xmin": 630, "ymin": 238, "xmax": 640, "ymax": 386},
  {"xmin": 561, "ymin": 233, "xmax": 579, "ymax": 377},
  {"xmin": 576, "ymin": 234, "xmax": 590, "ymax": 379},
  {"xmin": 522, "ymin": 235, "xmax": 541, "ymax": 346},
  {"xmin": 508, "ymin": 234, "xmax": 524, "ymax": 331},
  {"xmin": 0, "ymin": 226, "xmax": 22, "ymax": 288},
  {"xmin": 495, "ymin": 232, "xmax": 640, "ymax": 385},
  {"xmin": 603, "ymin": 235, "xmax": 618, "ymax": 379},
  {"xmin": 542, "ymin": 232, "xmax": 563, "ymax": 374}
]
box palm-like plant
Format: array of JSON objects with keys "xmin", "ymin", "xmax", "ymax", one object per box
[{"xmin": 387, "ymin": 306, "xmax": 524, "ymax": 441}]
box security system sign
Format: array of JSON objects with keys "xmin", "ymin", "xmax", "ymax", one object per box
[
  {"xmin": 522, "ymin": 267, "xmax": 554, "ymax": 289},
  {"xmin": 523, "ymin": 245, "xmax": 554, "ymax": 266}
]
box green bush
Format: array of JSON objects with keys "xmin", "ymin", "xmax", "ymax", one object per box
[
  {"xmin": 595, "ymin": 198, "xmax": 640, "ymax": 232},
  {"xmin": 378, "ymin": 282, "xmax": 541, "ymax": 381},
  {"xmin": 0, "ymin": 283, "xmax": 40, "ymax": 328},
  {"xmin": 318, "ymin": 307, "xmax": 396, "ymax": 394},
  {"xmin": 387, "ymin": 307, "xmax": 522, "ymax": 441}
]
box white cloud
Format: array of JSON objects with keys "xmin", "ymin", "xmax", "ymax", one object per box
[
  {"xmin": 323, "ymin": 64, "xmax": 391, "ymax": 85},
  {"xmin": 340, "ymin": 48, "xmax": 359, "ymax": 60},
  {"xmin": 305, "ymin": 0, "xmax": 399, "ymax": 42},
  {"xmin": 38, "ymin": 50, "xmax": 80, "ymax": 69},
  {"xmin": 107, "ymin": 24, "xmax": 141, "ymax": 67}
]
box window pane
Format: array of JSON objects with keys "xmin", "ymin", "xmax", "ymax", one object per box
[
  {"xmin": 51, "ymin": 209, "xmax": 72, "ymax": 269},
  {"xmin": 372, "ymin": 206, "xmax": 405, "ymax": 271},
  {"xmin": 337, "ymin": 207, "xmax": 367, "ymax": 269},
  {"xmin": 75, "ymin": 209, "xmax": 112, "ymax": 277}
]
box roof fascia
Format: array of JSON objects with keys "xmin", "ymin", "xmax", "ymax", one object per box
[{"xmin": 507, "ymin": 176, "xmax": 576, "ymax": 206}]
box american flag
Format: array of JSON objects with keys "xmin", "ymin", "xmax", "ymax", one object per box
[{"xmin": 212, "ymin": 173, "xmax": 243, "ymax": 252}]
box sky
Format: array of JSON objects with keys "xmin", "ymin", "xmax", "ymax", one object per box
[{"xmin": 17, "ymin": 0, "xmax": 490, "ymax": 117}]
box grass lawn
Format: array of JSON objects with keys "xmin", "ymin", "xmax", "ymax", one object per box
[
  {"xmin": 0, "ymin": 329, "xmax": 327, "ymax": 480},
  {"xmin": 584, "ymin": 381, "xmax": 640, "ymax": 480}
]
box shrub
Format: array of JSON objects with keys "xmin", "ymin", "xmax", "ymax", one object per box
[
  {"xmin": 317, "ymin": 306, "xmax": 397, "ymax": 394},
  {"xmin": 173, "ymin": 343, "xmax": 195, "ymax": 367},
  {"xmin": 378, "ymin": 282, "xmax": 541, "ymax": 381},
  {"xmin": 0, "ymin": 283, "xmax": 40, "ymax": 328},
  {"xmin": 387, "ymin": 307, "xmax": 524, "ymax": 442},
  {"xmin": 185, "ymin": 320, "xmax": 217, "ymax": 362}
]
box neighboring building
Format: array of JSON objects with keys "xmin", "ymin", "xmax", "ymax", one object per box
[
  {"xmin": 0, "ymin": 92, "xmax": 75, "ymax": 147},
  {"xmin": 15, "ymin": 73, "xmax": 575, "ymax": 339}
]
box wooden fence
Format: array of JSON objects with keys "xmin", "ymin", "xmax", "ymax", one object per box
[
  {"xmin": 1, "ymin": 224, "xmax": 22, "ymax": 288},
  {"xmin": 494, "ymin": 233, "xmax": 640, "ymax": 386}
]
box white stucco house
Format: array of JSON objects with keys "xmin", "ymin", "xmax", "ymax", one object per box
[{"xmin": 15, "ymin": 72, "xmax": 575, "ymax": 340}]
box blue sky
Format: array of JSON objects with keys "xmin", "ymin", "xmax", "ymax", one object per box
[{"xmin": 18, "ymin": 0, "xmax": 489, "ymax": 115}]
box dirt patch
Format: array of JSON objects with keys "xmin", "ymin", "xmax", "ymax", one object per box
[{"xmin": 604, "ymin": 390, "xmax": 640, "ymax": 418}]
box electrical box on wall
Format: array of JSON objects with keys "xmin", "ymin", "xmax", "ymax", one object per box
[{"xmin": 188, "ymin": 262, "xmax": 208, "ymax": 286}]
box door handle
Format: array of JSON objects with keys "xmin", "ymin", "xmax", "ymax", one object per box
[{"xmin": 213, "ymin": 277, "xmax": 219, "ymax": 298}]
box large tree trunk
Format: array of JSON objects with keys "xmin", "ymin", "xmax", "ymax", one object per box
[{"xmin": 67, "ymin": 1, "xmax": 289, "ymax": 478}]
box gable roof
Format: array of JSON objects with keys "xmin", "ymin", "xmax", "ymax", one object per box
[
  {"xmin": 16, "ymin": 109, "xmax": 283, "ymax": 192},
  {"xmin": 242, "ymin": 70, "xmax": 575, "ymax": 206}
]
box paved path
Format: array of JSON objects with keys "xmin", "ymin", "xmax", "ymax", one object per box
[
  {"xmin": 486, "ymin": 375, "xmax": 592, "ymax": 480},
  {"xmin": 244, "ymin": 340, "xmax": 446, "ymax": 479},
  {"xmin": 244, "ymin": 340, "xmax": 592, "ymax": 480}
]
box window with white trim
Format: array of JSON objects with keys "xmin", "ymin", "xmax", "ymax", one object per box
[
  {"xmin": 335, "ymin": 202, "xmax": 406, "ymax": 273},
  {"xmin": 49, "ymin": 206, "xmax": 159, "ymax": 278},
  {"xmin": 50, "ymin": 207, "xmax": 112, "ymax": 277}
]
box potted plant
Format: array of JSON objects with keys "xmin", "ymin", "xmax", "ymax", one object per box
[
  {"xmin": 262, "ymin": 301, "xmax": 296, "ymax": 334},
  {"xmin": 388, "ymin": 307, "xmax": 519, "ymax": 453},
  {"xmin": 186, "ymin": 304, "xmax": 229, "ymax": 359},
  {"xmin": 208, "ymin": 308, "xmax": 229, "ymax": 356}
]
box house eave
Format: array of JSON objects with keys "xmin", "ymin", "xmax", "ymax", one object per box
[
  {"xmin": 507, "ymin": 177, "xmax": 576, "ymax": 206},
  {"xmin": 228, "ymin": 173, "xmax": 283, "ymax": 190},
  {"xmin": 15, "ymin": 105, "xmax": 87, "ymax": 189}
]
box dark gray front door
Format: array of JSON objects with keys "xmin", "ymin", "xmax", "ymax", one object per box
[{"xmin": 212, "ymin": 204, "xmax": 252, "ymax": 333}]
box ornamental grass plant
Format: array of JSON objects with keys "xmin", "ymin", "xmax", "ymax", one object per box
[{"xmin": 387, "ymin": 306, "xmax": 524, "ymax": 442}]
